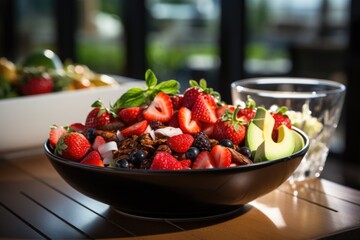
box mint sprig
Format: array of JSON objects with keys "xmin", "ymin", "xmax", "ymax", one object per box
[{"xmin": 113, "ymin": 69, "xmax": 180, "ymax": 108}]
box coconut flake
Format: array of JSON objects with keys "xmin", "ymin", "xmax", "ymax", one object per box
[
  {"xmin": 98, "ymin": 141, "xmax": 118, "ymax": 156},
  {"xmin": 116, "ymin": 130, "xmax": 125, "ymax": 141},
  {"xmin": 155, "ymin": 127, "xmax": 183, "ymax": 137}
]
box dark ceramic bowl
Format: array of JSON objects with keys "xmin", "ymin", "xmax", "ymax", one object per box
[{"xmin": 44, "ymin": 128, "xmax": 309, "ymax": 219}]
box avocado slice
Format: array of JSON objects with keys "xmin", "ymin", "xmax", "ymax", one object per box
[
  {"xmin": 246, "ymin": 107, "xmax": 296, "ymax": 162},
  {"xmin": 292, "ymin": 130, "xmax": 305, "ymax": 153}
]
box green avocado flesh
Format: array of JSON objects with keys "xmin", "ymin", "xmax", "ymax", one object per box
[{"xmin": 246, "ymin": 107, "xmax": 303, "ymax": 162}]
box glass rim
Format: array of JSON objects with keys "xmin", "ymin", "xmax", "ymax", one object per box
[{"xmin": 231, "ymin": 77, "xmax": 346, "ymax": 97}]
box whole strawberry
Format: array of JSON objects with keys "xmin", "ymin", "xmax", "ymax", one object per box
[
  {"xmin": 212, "ymin": 106, "xmax": 246, "ymax": 145},
  {"xmin": 237, "ymin": 95, "xmax": 256, "ymax": 123},
  {"xmin": 55, "ymin": 132, "xmax": 91, "ymax": 162},
  {"xmin": 20, "ymin": 73, "xmax": 54, "ymax": 95},
  {"xmin": 270, "ymin": 106, "xmax": 292, "ymax": 141},
  {"xmin": 85, "ymin": 99, "xmax": 116, "ymax": 130}
]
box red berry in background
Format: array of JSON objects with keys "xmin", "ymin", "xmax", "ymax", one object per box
[{"xmin": 20, "ymin": 75, "xmax": 54, "ymax": 95}]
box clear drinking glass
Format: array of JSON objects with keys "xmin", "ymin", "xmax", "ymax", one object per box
[{"xmin": 231, "ymin": 78, "xmax": 346, "ymax": 182}]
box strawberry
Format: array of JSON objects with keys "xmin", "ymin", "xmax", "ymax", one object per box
[
  {"xmin": 179, "ymin": 159, "xmax": 192, "ymax": 169},
  {"xmin": 191, "ymin": 93, "xmax": 217, "ymax": 124},
  {"xmin": 55, "ymin": 132, "xmax": 91, "ymax": 162},
  {"xmin": 118, "ymin": 107, "xmax": 143, "ymax": 126},
  {"xmin": 171, "ymin": 94, "xmax": 183, "ymax": 110},
  {"xmin": 201, "ymin": 122, "xmax": 215, "ymax": 137},
  {"xmin": 80, "ymin": 150, "xmax": 104, "ymax": 167},
  {"xmin": 270, "ymin": 107, "xmax": 292, "ymax": 141},
  {"xmin": 143, "ymin": 92, "xmax": 173, "ymax": 123},
  {"xmin": 20, "ymin": 74, "xmax": 54, "ymax": 95},
  {"xmin": 212, "ymin": 106, "xmax": 246, "ymax": 145},
  {"xmin": 150, "ymin": 152, "xmax": 183, "ymax": 170},
  {"xmin": 216, "ymin": 105, "xmax": 235, "ymax": 118},
  {"xmin": 237, "ymin": 96, "xmax": 256, "ymax": 123},
  {"xmin": 178, "ymin": 107, "xmax": 201, "ymax": 134},
  {"xmin": 120, "ymin": 119, "xmax": 148, "ymax": 137},
  {"xmin": 182, "ymin": 87, "xmax": 202, "ymax": 109},
  {"xmin": 85, "ymin": 99, "xmax": 116, "ymax": 130},
  {"xmin": 69, "ymin": 123, "xmax": 85, "ymax": 132},
  {"xmin": 167, "ymin": 134, "xmax": 194, "ymax": 153},
  {"xmin": 210, "ymin": 145, "xmax": 232, "ymax": 168},
  {"xmin": 168, "ymin": 111, "xmax": 180, "ymax": 128},
  {"xmin": 92, "ymin": 135, "xmax": 106, "ymax": 151},
  {"xmin": 49, "ymin": 125, "xmax": 68, "ymax": 148},
  {"xmin": 192, "ymin": 151, "xmax": 214, "ymax": 169}
]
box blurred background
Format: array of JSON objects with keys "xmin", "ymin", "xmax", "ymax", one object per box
[{"xmin": 0, "ymin": 0, "xmax": 359, "ymax": 189}]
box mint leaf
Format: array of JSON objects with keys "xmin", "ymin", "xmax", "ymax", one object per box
[
  {"xmin": 155, "ymin": 80, "xmax": 180, "ymax": 95},
  {"xmin": 113, "ymin": 87, "xmax": 146, "ymax": 108},
  {"xmin": 145, "ymin": 69, "xmax": 157, "ymax": 89}
]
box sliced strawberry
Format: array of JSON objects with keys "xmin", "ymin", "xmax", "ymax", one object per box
[
  {"xmin": 69, "ymin": 123, "xmax": 85, "ymax": 132},
  {"xmin": 179, "ymin": 159, "xmax": 192, "ymax": 169},
  {"xmin": 182, "ymin": 87, "xmax": 201, "ymax": 109},
  {"xmin": 49, "ymin": 125, "xmax": 67, "ymax": 148},
  {"xmin": 92, "ymin": 135, "xmax": 106, "ymax": 151},
  {"xmin": 191, "ymin": 93, "xmax": 217, "ymax": 124},
  {"xmin": 210, "ymin": 145, "xmax": 232, "ymax": 168},
  {"xmin": 178, "ymin": 107, "xmax": 202, "ymax": 134},
  {"xmin": 150, "ymin": 152, "xmax": 183, "ymax": 170},
  {"xmin": 167, "ymin": 134, "xmax": 194, "ymax": 153},
  {"xmin": 192, "ymin": 151, "xmax": 215, "ymax": 169},
  {"xmin": 143, "ymin": 92, "xmax": 173, "ymax": 123},
  {"xmin": 55, "ymin": 132, "xmax": 91, "ymax": 162},
  {"xmin": 80, "ymin": 150, "xmax": 104, "ymax": 167},
  {"xmin": 120, "ymin": 119, "xmax": 148, "ymax": 137},
  {"xmin": 118, "ymin": 107, "xmax": 143, "ymax": 126}
]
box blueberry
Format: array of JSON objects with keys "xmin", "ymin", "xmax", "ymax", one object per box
[
  {"xmin": 129, "ymin": 149, "xmax": 146, "ymax": 166},
  {"xmin": 238, "ymin": 146, "xmax": 252, "ymax": 159},
  {"xmin": 116, "ymin": 159, "xmax": 129, "ymax": 168},
  {"xmin": 85, "ymin": 128, "xmax": 97, "ymax": 143},
  {"xmin": 219, "ymin": 139, "xmax": 234, "ymax": 148},
  {"xmin": 185, "ymin": 147, "xmax": 200, "ymax": 160}
]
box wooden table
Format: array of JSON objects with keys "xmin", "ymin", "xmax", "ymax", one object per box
[{"xmin": 1, "ymin": 151, "xmax": 359, "ymax": 240}]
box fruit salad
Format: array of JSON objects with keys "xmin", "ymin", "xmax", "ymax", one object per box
[
  {"xmin": 0, "ymin": 49, "xmax": 119, "ymax": 99},
  {"xmin": 48, "ymin": 69, "xmax": 305, "ymax": 170}
]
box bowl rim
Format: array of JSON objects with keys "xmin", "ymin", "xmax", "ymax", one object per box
[
  {"xmin": 231, "ymin": 77, "xmax": 346, "ymax": 97},
  {"xmin": 44, "ymin": 127, "xmax": 309, "ymax": 175}
]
